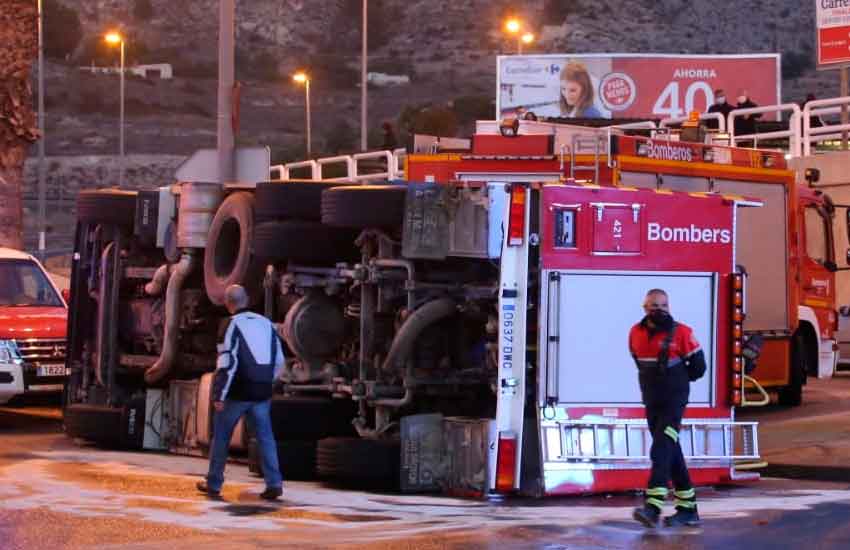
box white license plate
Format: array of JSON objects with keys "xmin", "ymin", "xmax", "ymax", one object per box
[{"xmin": 37, "ymin": 364, "xmax": 68, "ymax": 377}]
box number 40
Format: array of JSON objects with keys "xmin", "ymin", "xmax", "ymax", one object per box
[{"xmin": 652, "ymin": 81, "xmax": 714, "ymax": 118}]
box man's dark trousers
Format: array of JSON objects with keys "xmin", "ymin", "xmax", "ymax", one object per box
[{"xmin": 639, "ymin": 363, "xmax": 694, "ymax": 508}]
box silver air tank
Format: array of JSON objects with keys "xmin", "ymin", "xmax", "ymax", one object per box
[{"xmin": 177, "ymin": 182, "xmax": 224, "ymax": 248}]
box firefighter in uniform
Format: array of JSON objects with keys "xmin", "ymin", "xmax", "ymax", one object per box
[
  {"xmin": 197, "ymin": 284, "xmax": 284, "ymax": 500},
  {"xmin": 630, "ymin": 289, "xmax": 706, "ymax": 528}
]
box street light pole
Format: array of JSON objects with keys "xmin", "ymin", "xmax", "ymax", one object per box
[
  {"xmin": 107, "ymin": 32, "xmax": 126, "ymax": 187},
  {"xmin": 360, "ymin": 0, "xmax": 367, "ymax": 151},
  {"xmin": 119, "ymin": 39, "xmax": 125, "ymax": 187},
  {"xmin": 293, "ymin": 73, "xmax": 311, "ymax": 158},
  {"xmin": 305, "ymin": 78, "xmax": 312, "ymax": 158},
  {"xmin": 37, "ymin": 0, "xmax": 46, "ymax": 256}
]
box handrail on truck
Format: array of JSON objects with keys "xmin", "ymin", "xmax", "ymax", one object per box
[
  {"xmin": 802, "ymin": 95, "xmax": 850, "ymax": 156},
  {"xmin": 269, "ymin": 148, "xmax": 407, "ymax": 182},
  {"xmin": 727, "ymin": 103, "xmax": 802, "ymax": 158},
  {"xmin": 660, "ymin": 112, "xmax": 725, "ymax": 133}
]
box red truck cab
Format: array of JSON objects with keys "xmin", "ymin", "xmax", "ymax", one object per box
[{"xmin": 0, "ymin": 247, "xmax": 68, "ymax": 405}]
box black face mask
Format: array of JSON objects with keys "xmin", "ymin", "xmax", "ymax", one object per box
[{"xmin": 648, "ymin": 310, "xmax": 673, "ymax": 330}]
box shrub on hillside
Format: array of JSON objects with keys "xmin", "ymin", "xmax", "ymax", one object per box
[
  {"xmin": 453, "ymin": 95, "xmax": 494, "ymax": 125},
  {"xmin": 398, "ymin": 104, "xmax": 458, "ymax": 139},
  {"xmin": 77, "ymin": 34, "xmax": 150, "ymax": 66},
  {"xmin": 236, "ymin": 49, "xmax": 280, "ymax": 82},
  {"xmin": 542, "ymin": 0, "xmax": 579, "ymax": 25},
  {"xmin": 782, "ymin": 49, "xmax": 813, "ymax": 80},
  {"xmin": 133, "ymin": 0, "xmax": 154, "ymax": 21},
  {"xmin": 44, "ymin": 0, "xmax": 82, "ymax": 60}
]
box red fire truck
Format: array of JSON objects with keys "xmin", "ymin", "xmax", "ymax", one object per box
[
  {"xmin": 63, "ymin": 119, "xmax": 767, "ymax": 496},
  {"xmin": 408, "ymin": 119, "xmax": 844, "ymax": 408}
]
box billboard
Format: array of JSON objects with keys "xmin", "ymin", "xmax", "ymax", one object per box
[
  {"xmin": 497, "ymin": 54, "xmax": 781, "ymax": 121},
  {"xmin": 816, "ymin": 1, "xmax": 850, "ymax": 67}
]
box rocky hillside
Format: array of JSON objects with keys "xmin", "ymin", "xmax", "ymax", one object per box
[{"xmin": 35, "ymin": 0, "xmax": 831, "ymax": 162}]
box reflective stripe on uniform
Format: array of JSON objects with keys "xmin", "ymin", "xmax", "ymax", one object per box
[
  {"xmin": 664, "ymin": 426, "xmax": 679, "ymax": 442},
  {"xmin": 646, "ymin": 497, "xmax": 665, "ymax": 510},
  {"xmin": 646, "ymin": 487, "xmax": 669, "ymax": 497},
  {"xmin": 674, "ymin": 499, "xmax": 697, "ymax": 509},
  {"xmin": 674, "ymin": 488, "xmax": 695, "ymax": 499}
]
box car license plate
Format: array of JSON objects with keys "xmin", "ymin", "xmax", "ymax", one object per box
[{"xmin": 37, "ymin": 364, "xmax": 68, "ymax": 377}]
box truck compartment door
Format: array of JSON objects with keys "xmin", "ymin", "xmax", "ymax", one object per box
[{"xmin": 542, "ymin": 271, "xmax": 717, "ymax": 406}]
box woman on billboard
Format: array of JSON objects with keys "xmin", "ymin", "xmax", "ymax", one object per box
[{"xmin": 559, "ymin": 61, "xmax": 604, "ymax": 118}]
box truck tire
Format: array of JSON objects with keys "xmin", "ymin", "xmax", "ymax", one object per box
[
  {"xmin": 778, "ymin": 333, "xmax": 807, "ymax": 407},
  {"xmin": 77, "ymin": 189, "xmax": 137, "ymax": 227},
  {"xmin": 248, "ymin": 438, "xmax": 317, "ymax": 481},
  {"xmin": 321, "ymin": 185, "xmax": 407, "ymax": 228},
  {"xmin": 204, "ymin": 192, "xmax": 261, "ymax": 306},
  {"xmin": 253, "ymin": 220, "xmax": 359, "ymax": 264},
  {"xmin": 255, "ymin": 181, "xmax": 350, "ymax": 222},
  {"xmin": 269, "ymin": 396, "xmax": 357, "ymax": 441},
  {"xmin": 316, "ymin": 437, "xmax": 401, "ymax": 490}
]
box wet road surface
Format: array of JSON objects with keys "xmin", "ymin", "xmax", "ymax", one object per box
[{"xmin": 1, "ymin": 405, "xmax": 850, "ymax": 549}]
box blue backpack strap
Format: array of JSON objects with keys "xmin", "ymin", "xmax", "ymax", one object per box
[{"xmin": 268, "ymin": 323, "xmax": 277, "ymax": 367}]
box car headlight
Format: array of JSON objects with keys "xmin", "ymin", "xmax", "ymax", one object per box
[{"xmin": 0, "ymin": 340, "xmax": 22, "ymax": 364}]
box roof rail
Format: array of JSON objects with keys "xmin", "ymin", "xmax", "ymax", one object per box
[
  {"xmin": 660, "ymin": 112, "xmax": 725, "ymax": 132},
  {"xmin": 802, "ymin": 96, "xmax": 850, "ymax": 156},
  {"xmin": 270, "ymin": 148, "xmax": 407, "ymax": 182},
  {"xmin": 728, "ymin": 103, "xmax": 801, "ymax": 157}
]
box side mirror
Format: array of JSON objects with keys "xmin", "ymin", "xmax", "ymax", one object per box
[
  {"xmin": 61, "ymin": 288, "xmax": 71, "ymax": 304},
  {"xmin": 846, "ymin": 248, "xmax": 850, "ymax": 267}
]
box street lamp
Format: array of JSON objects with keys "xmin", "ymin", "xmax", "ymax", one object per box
[
  {"xmin": 293, "ymin": 72, "xmax": 311, "ymax": 158},
  {"xmin": 503, "ymin": 17, "xmax": 534, "ymax": 54},
  {"xmin": 104, "ymin": 31, "xmax": 125, "ymax": 187}
]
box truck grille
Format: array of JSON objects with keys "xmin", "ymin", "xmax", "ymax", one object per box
[{"xmin": 15, "ymin": 338, "xmax": 67, "ymax": 365}]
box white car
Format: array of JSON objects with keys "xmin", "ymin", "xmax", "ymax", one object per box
[{"xmin": 0, "ymin": 340, "xmax": 24, "ymax": 404}]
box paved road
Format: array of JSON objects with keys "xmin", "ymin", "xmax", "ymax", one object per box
[{"xmin": 2, "ymin": 407, "xmax": 850, "ymax": 549}]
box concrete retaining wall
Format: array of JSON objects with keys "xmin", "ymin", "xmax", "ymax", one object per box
[{"xmin": 21, "ymin": 154, "xmax": 185, "ymax": 254}]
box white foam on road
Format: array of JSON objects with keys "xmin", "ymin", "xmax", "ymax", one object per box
[{"xmin": 1, "ymin": 449, "xmax": 850, "ymax": 541}]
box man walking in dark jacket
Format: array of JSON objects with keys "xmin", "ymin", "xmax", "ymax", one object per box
[
  {"xmin": 630, "ymin": 289, "xmax": 707, "ymax": 528},
  {"xmin": 197, "ymin": 284, "xmax": 284, "ymax": 500}
]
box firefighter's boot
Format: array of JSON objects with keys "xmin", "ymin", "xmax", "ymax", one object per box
[
  {"xmin": 664, "ymin": 488, "xmax": 700, "ymax": 527},
  {"xmin": 632, "ymin": 487, "xmax": 666, "ymax": 528},
  {"xmin": 632, "ymin": 504, "xmax": 661, "ymax": 528}
]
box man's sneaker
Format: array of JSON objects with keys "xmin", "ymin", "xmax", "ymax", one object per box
[
  {"xmin": 196, "ymin": 480, "xmax": 220, "ymax": 497},
  {"xmin": 664, "ymin": 508, "xmax": 701, "ymax": 527},
  {"xmin": 259, "ymin": 486, "xmax": 282, "ymax": 501},
  {"xmin": 632, "ymin": 504, "xmax": 661, "ymax": 528}
]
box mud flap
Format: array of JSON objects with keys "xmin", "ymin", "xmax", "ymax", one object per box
[
  {"xmin": 400, "ymin": 413, "xmax": 444, "ymax": 493},
  {"xmin": 443, "ymin": 417, "xmax": 497, "ymax": 498},
  {"xmin": 402, "ymin": 184, "xmax": 450, "ymax": 260}
]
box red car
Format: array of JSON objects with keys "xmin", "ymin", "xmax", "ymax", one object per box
[{"xmin": 0, "ymin": 247, "xmax": 68, "ymax": 405}]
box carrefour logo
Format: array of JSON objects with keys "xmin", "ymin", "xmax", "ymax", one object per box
[{"xmin": 648, "ymin": 223, "xmax": 731, "ymax": 244}]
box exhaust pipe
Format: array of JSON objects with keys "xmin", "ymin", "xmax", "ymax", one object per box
[
  {"xmin": 144, "ymin": 264, "xmax": 171, "ymax": 296},
  {"xmin": 353, "ymin": 298, "xmax": 457, "ymax": 438},
  {"xmin": 381, "ymin": 297, "xmax": 457, "ymax": 372},
  {"xmin": 144, "ymin": 252, "xmax": 196, "ymax": 385}
]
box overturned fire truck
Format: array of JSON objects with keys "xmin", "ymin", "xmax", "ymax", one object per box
[{"xmin": 64, "ymin": 121, "xmax": 769, "ymax": 496}]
